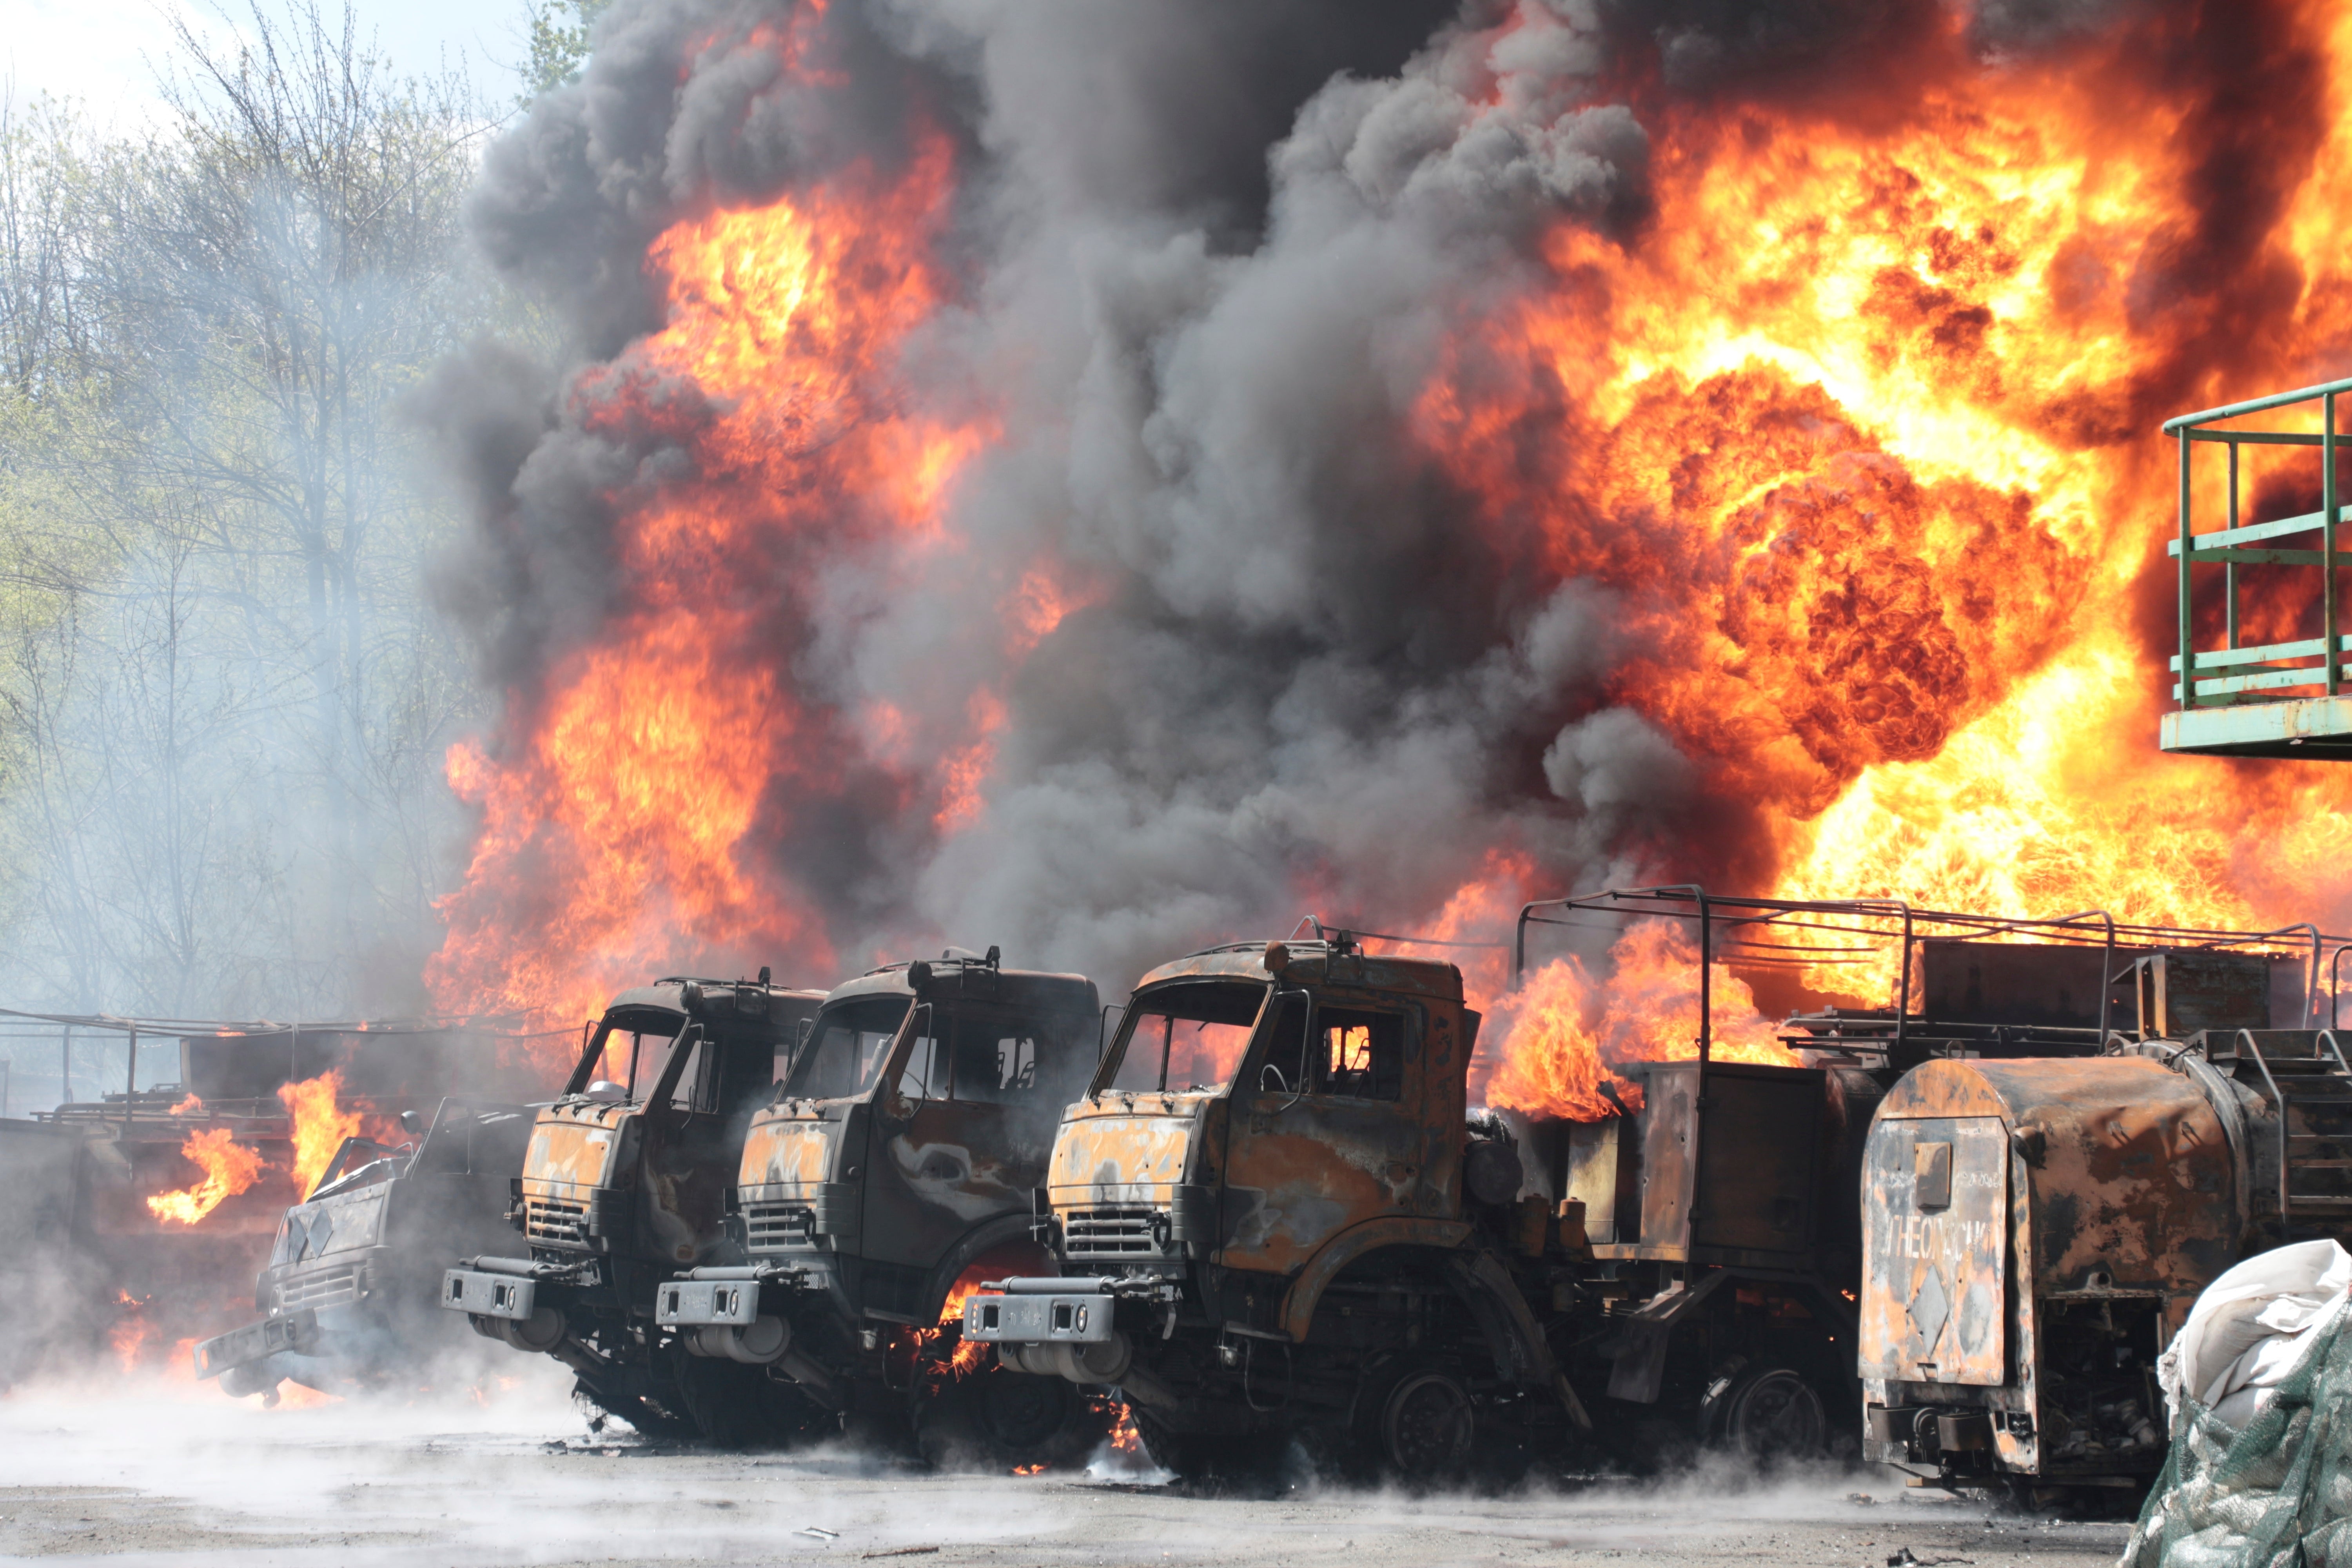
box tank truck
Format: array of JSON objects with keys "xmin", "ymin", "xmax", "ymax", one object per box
[
  {"xmin": 649, "ymin": 949, "xmax": 1114, "ymax": 1467},
  {"xmin": 193, "ymin": 1098, "xmax": 538, "ymax": 1402},
  {"xmin": 963, "ymin": 894, "xmax": 2297, "ymax": 1480},
  {"xmin": 1859, "ymin": 373, "xmax": 2352, "ymax": 1502},
  {"xmin": 442, "ymin": 972, "xmax": 826, "ymax": 1441}
]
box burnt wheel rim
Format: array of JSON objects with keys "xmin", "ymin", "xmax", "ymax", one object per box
[
  {"xmin": 1726, "ymin": 1368, "xmax": 1824, "ymax": 1455},
  {"xmin": 1382, "ymin": 1370, "xmax": 1473, "ymax": 1475},
  {"xmin": 975, "ymin": 1366, "xmax": 1071, "ymax": 1451}
]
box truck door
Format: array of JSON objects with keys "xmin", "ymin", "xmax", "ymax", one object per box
[
  {"xmin": 858, "ymin": 1001, "xmax": 1081, "ymax": 1319},
  {"xmin": 1216, "ymin": 992, "xmax": 1437, "ymax": 1278}
]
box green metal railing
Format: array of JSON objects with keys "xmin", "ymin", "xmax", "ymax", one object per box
[{"xmin": 2166, "ymin": 375, "xmax": 2352, "ymax": 709}]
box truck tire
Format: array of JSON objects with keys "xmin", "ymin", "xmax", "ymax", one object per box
[
  {"xmin": 1352, "ymin": 1361, "xmax": 1474, "ymax": 1483},
  {"xmin": 1707, "ymin": 1362, "xmax": 1826, "ymax": 1458},
  {"xmin": 1131, "ymin": 1407, "xmax": 1289, "ymax": 1485},
  {"xmin": 915, "ymin": 1364, "xmax": 1108, "ymax": 1472},
  {"xmin": 675, "ymin": 1358, "xmax": 827, "ymax": 1448}
]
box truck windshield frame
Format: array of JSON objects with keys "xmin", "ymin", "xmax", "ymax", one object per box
[
  {"xmin": 780, "ymin": 994, "xmax": 916, "ymax": 1100},
  {"xmin": 1095, "ymin": 979, "xmax": 1269, "ymax": 1096}
]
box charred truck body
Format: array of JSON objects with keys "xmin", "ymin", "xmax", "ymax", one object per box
[
  {"xmin": 967, "ymin": 893, "xmax": 2303, "ymax": 1479},
  {"xmin": 1858, "ymin": 938, "xmax": 2349, "ymax": 1498},
  {"xmin": 966, "ymin": 934, "xmax": 1567, "ymax": 1478},
  {"xmin": 443, "ymin": 975, "xmax": 825, "ymax": 1440},
  {"xmin": 652, "ymin": 950, "xmax": 1110, "ymax": 1466},
  {"xmin": 193, "ymin": 1099, "xmax": 537, "ymax": 1401}
]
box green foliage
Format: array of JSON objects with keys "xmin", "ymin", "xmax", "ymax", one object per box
[{"xmin": 524, "ymin": 0, "xmax": 615, "ymax": 103}]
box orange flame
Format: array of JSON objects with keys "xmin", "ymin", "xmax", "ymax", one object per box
[
  {"xmin": 1422, "ymin": 2, "xmax": 2352, "ymax": 946},
  {"xmin": 146, "ymin": 1127, "xmax": 265, "ymax": 1225},
  {"xmin": 108, "ymin": 1291, "xmax": 154, "ymax": 1373},
  {"xmin": 427, "ymin": 125, "xmax": 984, "ymax": 1029},
  {"xmin": 278, "ymin": 1071, "xmax": 364, "ymax": 1198},
  {"xmin": 1109, "ymin": 1405, "xmax": 1142, "ymax": 1456},
  {"xmin": 1486, "ymin": 922, "xmax": 1800, "ymax": 1121}
]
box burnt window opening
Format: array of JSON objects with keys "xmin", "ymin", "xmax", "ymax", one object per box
[
  {"xmin": 786, "ymin": 996, "xmax": 915, "ymax": 1100},
  {"xmin": 1100, "ymin": 980, "xmax": 1267, "ymax": 1095},
  {"xmin": 898, "ymin": 1005, "xmax": 1078, "ymax": 1105},
  {"xmin": 951, "ymin": 1027, "xmax": 1040, "ymax": 1104},
  {"xmin": 1314, "ymin": 1009, "xmax": 1405, "ymax": 1102}
]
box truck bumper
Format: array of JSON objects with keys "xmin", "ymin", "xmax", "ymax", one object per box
[
  {"xmin": 442, "ymin": 1267, "xmax": 539, "ymax": 1321},
  {"xmin": 961, "ymin": 1281, "xmax": 1118, "ymax": 1345},
  {"xmin": 960, "ymin": 1278, "xmax": 1132, "ymax": 1383},
  {"xmin": 191, "ymin": 1309, "xmax": 319, "ymax": 1379},
  {"xmin": 653, "ymin": 1277, "xmax": 762, "ymax": 1328}
]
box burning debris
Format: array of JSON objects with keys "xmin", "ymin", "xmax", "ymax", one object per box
[
  {"xmin": 1485, "ymin": 921, "xmax": 1800, "ymax": 1119},
  {"xmin": 145, "ymin": 1130, "xmax": 265, "ymax": 1227}
]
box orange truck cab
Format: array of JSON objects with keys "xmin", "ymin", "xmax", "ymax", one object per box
[
  {"xmin": 440, "ymin": 973, "xmax": 824, "ymax": 1441},
  {"xmin": 964, "ymin": 935, "xmax": 1584, "ymax": 1478}
]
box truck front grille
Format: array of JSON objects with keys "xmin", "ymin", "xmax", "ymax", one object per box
[
  {"xmin": 1063, "ymin": 1206, "xmax": 1164, "ymax": 1258},
  {"xmin": 277, "ymin": 1264, "xmax": 358, "ymax": 1312},
  {"xmin": 526, "ymin": 1196, "xmax": 589, "ymax": 1247},
  {"xmin": 743, "ymin": 1201, "xmax": 816, "ymax": 1253}
]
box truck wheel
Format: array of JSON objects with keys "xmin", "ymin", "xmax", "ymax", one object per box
[
  {"xmin": 1370, "ymin": 1367, "xmax": 1474, "ymax": 1482},
  {"xmin": 916, "ymin": 1365, "xmax": 1107, "ymax": 1472},
  {"xmin": 676, "ymin": 1358, "xmax": 770, "ymax": 1448},
  {"xmin": 1131, "ymin": 1408, "xmax": 1287, "ymax": 1485},
  {"xmin": 1709, "ymin": 1363, "xmax": 1826, "ymax": 1458}
]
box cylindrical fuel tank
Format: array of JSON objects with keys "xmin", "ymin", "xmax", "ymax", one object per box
[{"xmin": 1859, "ymin": 1053, "xmax": 2250, "ymax": 1479}]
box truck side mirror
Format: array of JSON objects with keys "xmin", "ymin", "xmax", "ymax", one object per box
[{"xmin": 399, "ymin": 1109, "xmax": 426, "ymax": 1136}]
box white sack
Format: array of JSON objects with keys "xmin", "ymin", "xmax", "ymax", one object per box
[{"xmin": 2162, "ymin": 1239, "xmax": 2352, "ymax": 1429}]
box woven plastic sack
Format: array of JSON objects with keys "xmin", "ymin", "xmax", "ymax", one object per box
[{"xmin": 2126, "ymin": 1243, "xmax": 2352, "ymax": 1568}]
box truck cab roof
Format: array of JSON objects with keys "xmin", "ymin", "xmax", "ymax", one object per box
[{"xmin": 1139, "ymin": 940, "xmax": 1463, "ymax": 1003}]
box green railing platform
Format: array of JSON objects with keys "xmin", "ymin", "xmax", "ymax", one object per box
[{"xmin": 2163, "ymin": 375, "xmax": 2352, "ymax": 759}]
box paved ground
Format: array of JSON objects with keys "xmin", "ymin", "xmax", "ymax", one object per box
[{"xmin": 0, "ymin": 1367, "xmax": 2132, "ymax": 1567}]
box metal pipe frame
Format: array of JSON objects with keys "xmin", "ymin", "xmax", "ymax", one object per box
[{"xmin": 2165, "ymin": 374, "xmax": 2352, "ymax": 712}]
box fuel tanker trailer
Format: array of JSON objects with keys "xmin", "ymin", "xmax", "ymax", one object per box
[
  {"xmin": 1857, "ymin": 940, "xmax": 2352, "ymax": 1502},
  {"xmin": 648, "ymin": 949, "xmax": 1113, "ymax": 1468},
  {"xmin": 441, "ymin": 973, "xmax": 826, "ymax": 1442}
]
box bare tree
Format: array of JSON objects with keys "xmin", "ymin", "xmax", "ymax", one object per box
[{"xmin": 0, "ymin": 5, "xmax": 506, "ymax": 1023}]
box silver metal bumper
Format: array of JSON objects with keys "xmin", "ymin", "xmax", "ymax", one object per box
[
  {"xmin": 191, "ymin": 1309, "xmax": 317, "ymax": 1377},
  {"xmin": 653, "ymin": 1278, "xmax": 761, "ymax": 1328},
  {"xmin": 960, "ymin": 1279, "xmax": 1116, "ymax": 1345},
  {"xmin": 442, "ymin": 1267, "xmax": 537, "ymax": 1320}
]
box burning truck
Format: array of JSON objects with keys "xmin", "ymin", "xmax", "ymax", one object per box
[
  {"xmin": 442, "ymin": 973, "xmax": 826, "ymax": 1441},
  {"xmin": 191, "ymin": 1098, "xmax": 539, "ymax": 1401},
  {"xmin": 650, "ymin": 949, "xmax": 1114, "ymax": 1467},
  {"xmin": 3, "ymin": 1014, "xmax": 534, "ymax": 1382},
  {"xmin": 961, "ymin": 892, "xmax": 2334, "ymax": 1479}
]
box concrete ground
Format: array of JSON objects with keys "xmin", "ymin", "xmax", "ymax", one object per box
[{"xmin": 0, "ymin": 1366, "xmax": 2131, "ymax": 1567}]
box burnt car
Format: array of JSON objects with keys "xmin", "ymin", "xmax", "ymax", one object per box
[
  {"xmin": 441, "ymin": 973, "xmax": 827, "ymax": 1441},
  {"xmin": 651, "ymin": 949, "xmax": 1112, "ymax": 1467},
  {"xmin": 192, "ymin": 1098, "xmax": 537, "ymax": 1401}
]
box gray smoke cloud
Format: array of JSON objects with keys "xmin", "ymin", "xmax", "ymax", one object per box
[{"xmin": 426, "ymin": 0, "xmax": 2184, "ymax": 995}]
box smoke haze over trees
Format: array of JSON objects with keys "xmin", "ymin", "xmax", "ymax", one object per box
[{"xmin": 0, "ymin": 3, "xmax": 513, "ymax": 1042}]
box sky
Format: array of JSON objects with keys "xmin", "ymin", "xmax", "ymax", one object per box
[{"xmin": 10, "ymin": 0, "xmax": 530, "ymax": 127}]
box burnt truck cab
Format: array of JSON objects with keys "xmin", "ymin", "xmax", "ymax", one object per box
[
  {"xmin": 963, "ymin": 937, "xmax": 1587, "ymax": 1477},
  {"xmin": 651, "ymin": 950, "xmax": 1109, "ymax": 1466},
  {"xmin": 192, "ymin": 1099, "xmax": 537, "ymax": 1402},
  {"xmin": 441, "ymin": 974, "xmax": 825, "ymax": 1439}
]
